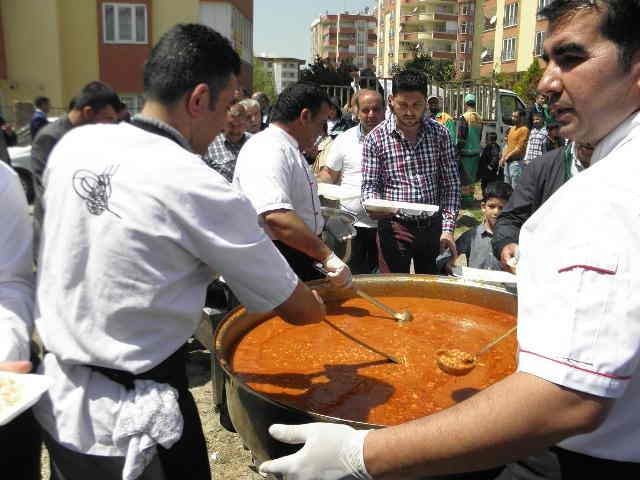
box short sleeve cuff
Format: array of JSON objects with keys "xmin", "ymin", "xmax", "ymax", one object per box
[
  {"xmin": 442, "ymin": 217, "xmax": 456, "ymax": 233},
  {"xmin": 254, "ymin": 202, "xmax": 295, "ymax": 216},
  {"xmin": 518, "ymin": 349, "xmax": 630, "ymax": 398}
]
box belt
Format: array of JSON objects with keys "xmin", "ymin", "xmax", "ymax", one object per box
[
  {"xmin": 88, "ymin": 346, "xmax": 186, "ymax": 391},
  {"xmin": 394, "ymin": 215, "xmax": 436, "ymax": 227}
]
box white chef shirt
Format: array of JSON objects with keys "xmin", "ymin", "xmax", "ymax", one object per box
[
  {"xmin": 0, "ymin": 162, "xmax": 34, "ymax": 362},
  {"xmin": 233, "ymin": 124, "xmax": 324, "ymax": 238},
  {"xmin": 516, "ymin": 111, "xmax": 640, "ymax": 462},
  {"xmin": 33, "ymin": 121, "xmax": 298, "ymax": 455},
  {"xmin": 324, "ymin": 126, "xmax": 377, "ymax": 229}
]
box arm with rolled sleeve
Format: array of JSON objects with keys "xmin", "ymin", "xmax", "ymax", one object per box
[
  {"xmin": 0, "ymin": 165, "xmax": 35, "ymax": 363},
  {"xmin": 360, "ymin": 134, "xmax": 383, "ymax": 203},
  {"xmin": 437, "ymin": 128, "xmax": 461, "ymax": 233}
]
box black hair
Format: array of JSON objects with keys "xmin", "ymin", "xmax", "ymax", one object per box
[
  {"xmin": 514, "ymin": 109, "xmax": 526, "ymax": 120},
  {"xmin": 392, "ymin": 69, "xmax": 428, "ymax": 97},
  {"xmin": 115, "ymin": 99, "xmax": 128, "ymax": 113},
  {"xmin": 487, "ymin": 131, "xmax": 498, "ymax": 140},
  {"xmin": 269, "ymin": 83, "xmax": 331, "ymax": 124},
  {"xmin": 67, "ymin": 97, "xmax": 76, "ymax": 111},
  {"xmin": 73, "ymin": 81, "xmax": 121, "ymax": 113},
  {"xmin": 540, "ymin": 0, "xmax": 640, "ymax": 72},
  {"xmin": 483, "ymin": 181, "xmax": 513, "ymax": 202},
  {"xmin": 34, "ymin": 96, "xmax": 50, "ymax": 109},
  {"xmin": 531, "ymin": 111, "xmax": 544, "ymax": 119},
  {"xmin": 143, "ymin": 23, "xmax": 241, "ymax": 107}
]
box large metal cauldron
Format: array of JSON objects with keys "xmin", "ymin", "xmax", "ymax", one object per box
[{"xmin": 212, "ymin": 275, "xmax": 517, "ymax": 467}]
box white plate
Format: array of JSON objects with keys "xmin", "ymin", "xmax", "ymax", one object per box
[
  {"xmin": 0, "ymin": 372, "xmax": 53, "ymax": 426},
  {"xmin": 363, "ymin": 198, "xmax": 440, "ymax": 216},
  {"xmin": 317, "ymin": 183, "xmax": 360, "ymax": 201},
  {"xmin": 451, "ymin": 266, "xmax": 517, "ymax": 285}
]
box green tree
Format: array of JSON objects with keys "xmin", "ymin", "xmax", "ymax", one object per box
[
  {"xmin": 401, "ymin": 54, "xmax": 456, "ymax": 85},
  {"xmin": 512, "ymin": 60, "xmax": 544, "ymax": 104},
  {"xmin": 300, "ymin": 56, "xmax": 353, "ymax": 86},
  {"xmin": 253, "ymin": 58, "xmax": 276, "ymax": 101}
]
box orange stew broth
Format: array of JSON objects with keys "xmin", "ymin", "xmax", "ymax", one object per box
[{"xmin": 230, "ymin": 297, "xmax": 517, "ymax": 426}]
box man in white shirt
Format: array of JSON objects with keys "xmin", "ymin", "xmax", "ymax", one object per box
[
  {"xmin": 33, "ymin": 24, "xmax": 324, "ymax": 480},
  {"xmin": 258, "ymin": 2, "xmax": 640, "ymax": 478},
  {"xmin": 318, "ymin": 90, "xmax": 385, "ymax": 274},
  {"xmin": 234, "ymin": 83, "xmax": 353, "ymax": 288},
  {"xmin": 0, "ymin": 162, "xmax": 40, "ymax": 479}
]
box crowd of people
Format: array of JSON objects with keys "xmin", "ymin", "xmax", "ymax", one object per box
[{"xmin": 1, "ymin": 0, "xmax": 639, "ymax": 479}]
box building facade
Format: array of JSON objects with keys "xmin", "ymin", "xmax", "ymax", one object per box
[
  {"xmin": 256, "ymin": 56, "xmax": 305, "ymax": 94},
  {"xmin": 375, "ymin": 0, "xmax": 460, "ymax": 78},
  {"xmin": 310, "ymin": 10, "xmax": 377, "ymax": 70},
  {"xmin": 0, "ymin": 0, "xmax": 253, "ymax": 120},
  {"xmin": 477, "ymin": 0, "xmax": 550, "ymax": 79}
]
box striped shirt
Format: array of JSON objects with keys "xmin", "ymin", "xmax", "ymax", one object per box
[
  {"xmin": 361, "ymin": 113, "xmax": 461, "ymax": 232},
  {"xmin": 524, "ymin": 127, "xmax": 550, "ymax": 165}
]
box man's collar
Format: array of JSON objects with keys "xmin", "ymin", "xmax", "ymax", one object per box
[
  {"xmin": 270, "ymin": 123, "xmax": 300, "ymax": 149},
  {"xmin": 131, "ymin": 114, "xmax": 192, "ymax": 151},
  {"xmin": 592, "ymin": 110, "xmax": 640, "ymax": 165},
  {"xmin": 387, "ymin": 112, "xmax": 426, "ymax": 140}
]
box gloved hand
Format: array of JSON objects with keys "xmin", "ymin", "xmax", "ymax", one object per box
[
  {"xmin": 322, "ymin": 252, "xmax": 353, "ymax": 289},
  {"xmin": 259, "ymin": 423, "xmax": 372, "ymax": 480}
]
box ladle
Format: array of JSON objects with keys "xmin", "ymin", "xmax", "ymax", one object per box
[
  {"xmin": 436, "ymin": 325, "xmax": 517, "ymax": 376},
  {"xmin": 313, "ymin": 263, "xmax": 413, "ymax": 323}
]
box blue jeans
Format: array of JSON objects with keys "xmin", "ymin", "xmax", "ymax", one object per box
[{"xmin": 504, "ymin": 160, "xmax": 522, "ymax": 189}]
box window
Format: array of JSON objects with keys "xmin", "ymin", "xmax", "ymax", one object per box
[
  {"xmin": 537, "ymin": 0, "xmax": 552, "ymax": 14},
  {"xmin": 120, "ymin": 94, "xmax": 144, "ymax": 114},
  {"xmin": 103, "ymin": 3, "xmax": 148, "ymax": 44},
  {"xmin": 534, "ymin": 31, "xmax": 546, "ymax": 57},
  {"xmin": 459, "ymin": 41, "xmax": 466, "ymax": 54},
  {"xmin": 480, "ymin": 48, "xmax": 494, "ymax": 63},
  {"xmin": 459, "ymin": 61, "xmax": 465, "ymax": 72},
  {"xmin": 484, "ymin": 14, "xmax": 497, "ymax": 31},
  {"xmin": 461, "ymin": 3, "xmax": 474, "ymax": 16},
  {"xmin": 504, "ymin": 3, "xmax": 519, "ymax": 28},
  {"xmin": 502, "ymin": 37, "xmax": 517, "ymax": 61},
  {"xmin": 460, "ymin": 21, "xmax": 468, "ymax": 34}
]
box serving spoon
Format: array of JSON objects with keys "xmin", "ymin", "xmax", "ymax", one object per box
[
  {"xmin": 313, "ymin": 263, "xmax": 413, "ymax": 324},
  {"xmin": 436, "ymin": 325, "xmax": 517, "ymax": 376}
]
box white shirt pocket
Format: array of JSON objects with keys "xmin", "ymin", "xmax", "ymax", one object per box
[{"xmin": 556, "ymin": 247, "xmax": 618, "ymax": 365}]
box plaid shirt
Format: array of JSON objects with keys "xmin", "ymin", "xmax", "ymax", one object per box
[
  {"xmin": 524, "ymin": 127, "xmax": 550, "ymax": 164},
  {"xmin": 361, "ymin": 113, "xmax": 461, "ymax": 232},
  {"xmin": 203, "ymin": 132, "xmax": 251, "ymax": 182}
]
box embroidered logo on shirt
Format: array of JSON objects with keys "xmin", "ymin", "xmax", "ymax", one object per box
[{"xmin": 72, "ymin": 165, "xmax": 121, "ymax": 218}]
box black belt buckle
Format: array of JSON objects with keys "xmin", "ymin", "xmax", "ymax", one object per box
[{"xmin": 398, "ymin": 215, "xmax": 431, "ymax": 227}]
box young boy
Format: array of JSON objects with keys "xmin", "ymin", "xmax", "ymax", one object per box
[
  {"xmin": 440, "ymin": 181, "xmax": 513, "ymax": 272},
  {"xmin": 477, "ymin": 132, "xmax": 502, "ymax": 197}
]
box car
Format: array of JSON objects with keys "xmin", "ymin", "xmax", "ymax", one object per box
[{"xmin": 9, "ymin": 145, "xmax": 34, "ymax": 204}]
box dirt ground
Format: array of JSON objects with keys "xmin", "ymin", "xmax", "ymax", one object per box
[{"xmin": 40, "ymin": 343, "xmax": 259, "ymax": 479}]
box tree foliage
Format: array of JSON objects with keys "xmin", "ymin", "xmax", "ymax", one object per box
[
  {"xmin": 512, "ymin": 60, "xmax": 544, "ymax": 104},
  {"xmin": 398, "ymin": 54, "xmax": 456, "ymax": 85},
  {"xmin": 299, "ymin": 56, "xmax": 357, "ymax": 86},
  {"xmin": 253, "ymin": 58, "xmax": 276, "ymax": 101}
]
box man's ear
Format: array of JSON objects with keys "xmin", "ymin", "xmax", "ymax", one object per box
[
  {"xmin": 81, "ymin": 106, "xmax": 94, "ymax": 122},
  {"xmin": 299, "ymin": 107, "xmax": 312, "ymax": 125},
  {"xmin": 186, "ymin": 83, "xmax": 211, "ymax": 118}
]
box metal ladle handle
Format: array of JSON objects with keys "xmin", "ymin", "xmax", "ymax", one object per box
[{"xmin": 477, "ymin": 325, "xmax": 518, "ymax": 356}]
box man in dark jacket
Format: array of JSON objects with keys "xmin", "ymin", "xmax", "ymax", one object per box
[
  {"xmin": 30, "ymin": 96, "xmax": 51, "ymax": 141},
  {"xmin": 492, "ymin": 142, "xmax": 594, "ymax": 270}
]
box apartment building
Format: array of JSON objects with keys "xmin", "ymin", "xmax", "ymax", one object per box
[
  {"xmin": 310, "ymin": 10, "xmax": 377, "ymax": 70},
  {"xmin": 376, "ymin": 0, "xmax": 462, "ymax": 78},
  {"xmin": 0, "ymin": 0, "xmax": 253, "ymax": 119},
  {"xmin": 477, "ymin": 0, "xmax": 550, "ymax": 79},
  {"xmin": 256, "ymin": 56, "xmax": 305, "ymax": 94}
]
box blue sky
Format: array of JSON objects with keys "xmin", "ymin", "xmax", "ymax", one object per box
[{"xmin": 254, "ymin": 0, "xmax": 377, "ymax": 64}]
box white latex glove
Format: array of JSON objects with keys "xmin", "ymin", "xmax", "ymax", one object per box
[
  {"xmin": 322, "ymin": 252, "xmax": 353, "ymax": 289},
  {"xmin": 259, "ymin": 423, "xmax": 372, "ymax": 480}
]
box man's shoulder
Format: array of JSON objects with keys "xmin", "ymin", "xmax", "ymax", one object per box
[{"xmin": 38, "ymin": 116, "xmax": 72, "ymax": 140}]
